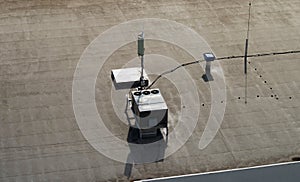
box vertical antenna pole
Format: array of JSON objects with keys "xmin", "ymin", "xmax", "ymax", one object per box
[
  {"xmin": 244, "ymin": 2, "xmax": 251, "ymax": 104},
  {"xmin": 138, "ymin": 32, "xmax": 145, "ymax": 88},
  {"xmin": 141, "ymin": 54, "xmax": 144, "ymax": 81}
]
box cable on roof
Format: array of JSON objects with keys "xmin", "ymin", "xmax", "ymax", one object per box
[
  {"xmin": 216, "ymin": 50, "xmax": 300, "ymax": 60},
  {"xmin": 146, "ymin": 60, "xmax": 202, "ymax": 89},
  {"xmin": 146, "ymin": 50, "xmax": 300, "ymax": 89}
]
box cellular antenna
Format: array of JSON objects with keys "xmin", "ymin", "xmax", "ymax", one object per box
[{"xmin": 244, "ymin": 2, "xmax": 252, "ymax": 104}]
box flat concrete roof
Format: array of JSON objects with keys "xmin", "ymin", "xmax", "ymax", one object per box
[{"xmin": 0, "ymin": 0, "xmax": 300, "ymax": 181}]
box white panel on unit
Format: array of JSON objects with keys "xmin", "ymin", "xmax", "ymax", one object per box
[{"xmin": 111, "ymin": 67, "xmax": 149, "ymax": 89}]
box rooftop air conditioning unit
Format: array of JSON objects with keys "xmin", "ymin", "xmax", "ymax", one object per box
[{"xmin": 131, "ymin": 88, "xmax": 168, "ymax": 138}]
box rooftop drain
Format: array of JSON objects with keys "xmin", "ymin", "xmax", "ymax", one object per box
[{"xmin": 292, "ymin": 157, "xmax": 300, "ymax": 161}]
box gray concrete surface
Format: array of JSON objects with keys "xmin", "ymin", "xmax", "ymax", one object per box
[{"xmin": 0, "ymin": 0, "xmax": 300, "ymax": 181}]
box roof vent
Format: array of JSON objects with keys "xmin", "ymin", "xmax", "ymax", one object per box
[
  {"xmin": 142, "ymin": 90, "xmax": 150, "ymax": 95},
  {"xmin": 134, "ymin": 91, "xmax": 142, "ymax": 96},
  {"xmin": 151, "ymin": 89, "xmax": 159, "ymax": 94}
]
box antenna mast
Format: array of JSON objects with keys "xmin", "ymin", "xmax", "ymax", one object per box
[
  {"xmin": 244, "ymin": 2, "xmax": 252, "ymax": 104},
  {"xmin": 138, "ymin": 32, "xmax": 145, "ymax": 89}
]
